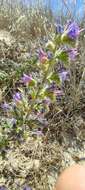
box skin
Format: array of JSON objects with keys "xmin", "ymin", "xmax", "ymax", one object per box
[{"xmin": 54, "ymin": 164, "xmax": 85, "ymax": 190}]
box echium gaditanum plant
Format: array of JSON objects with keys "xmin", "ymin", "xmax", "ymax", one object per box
[{"xmin": 1, "ymin": 21, "xmax": 83, "ymax": 135}]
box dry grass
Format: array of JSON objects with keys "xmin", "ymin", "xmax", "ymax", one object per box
[
  {"xmin": 0, "ymin": 114, "xmax": 85, "ymax": 190},
  {"xmin": 0, "ymin": 0, "xmax": 55, "ymax": 42}
]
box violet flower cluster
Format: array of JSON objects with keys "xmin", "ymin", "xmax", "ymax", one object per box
[
  {"xmin": 13, "ymin": 92, "xmax": 22, "ymax": 102},
  {"xmin": 65, "ymin": 21, "xmax": 80, "ymax": 39},
  {"xmin": 68, "ymin": 48, "xmax": 78, "ymax": 60},
  {"xmin": 59, "ymin": 69, "xmax": 70, "ymax": 83},
  {"xmin": 0, "ymin": 187, "xmax": 7, "ymax": 190},
  {"xmin": 1, "ymin": 102, "xmax": 10, "ymax": 111},
  {"xmin": 21, "ymin": 74, "xmax": 33, "ymax": 84}
]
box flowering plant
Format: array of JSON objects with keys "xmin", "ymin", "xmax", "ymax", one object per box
[{"xmin": 1, "ymin": 21, "xmax": 82, "ymax": 136}]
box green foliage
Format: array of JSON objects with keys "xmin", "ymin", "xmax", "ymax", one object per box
[
  {"xmin": 0, "ymin": 70, "xmax": 8, "ymax": 81},
  {"xmin": 0, "ymin": 14, "xmax": 82, "ymax": 148},
  {"xmin": 1, "ymin": 25, "xmax": 78, "ymax": 127},
  {"xmin": 47, "ymin": 72, "xmax": 61, "ymax": 85},
  {"xmin": 61, "ymin": 34, "xmax": 76, "ymax": 46},
  {"xmin": 55, "ymin": 49, "xmax": 68, "ymax": 63}
]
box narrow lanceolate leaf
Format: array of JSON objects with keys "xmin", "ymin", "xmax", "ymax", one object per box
[
  {"xmin": 55, "ymin": 50, "xmax": 68, "ymax": 63},
  {"xmin": 47, "ymin": 72, "xmax": 61, "ymax": 85},
  {"xmin": 54, "ymin": 34, "xmax": 62, "ymax": 46},
  {"xmin": 44, "ymin": 89, "xmax": 56, "ymax": 101}
]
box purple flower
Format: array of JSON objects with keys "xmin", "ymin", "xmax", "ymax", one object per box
[
  {"xmin": 47, "ymin": 83, "xmax": 56, "ymax": 92},
  {"xmin": 68, "ymin": 48, "xmax": 78, "ymax": 60},
  {"xmin": 21, "ymin": 74, "xmax": 32, "ymax": 84},
  {"xmin": 39, "ymin": 48, "xmax": 48, "ymax": 63},
  {"xmin": 23, "ymin": 186, "xmax": 32, "ymax": 190},
  {"xmin": 54, "ymin": 89, "xmax": 64, "ymax": 96},
  {"xmin": 1, "ymin": 102, "xmax": 10, "ymax": 111},
  {"xmin": 43, "ymin": 98, "xmax": 51, "ymax": 105},
  {"xmin": 0, "ymin": 187, "xmax": 7, "ymax": 190},
  {"xmin": 13, "ymin": 92, "xmax": 22, "ymax": 102},
  {"xmin": 59, "ymin": 69, "xmax": 69, "ymax": 82},
  {"xmin": 65, "ymin": 21, "xmax": 80, "ymax": 39}
]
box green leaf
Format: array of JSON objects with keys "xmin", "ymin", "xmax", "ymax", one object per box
[
  {"xmin": 44, "ymin": 90, "xmax": 56, "ymax": 101},
  {"xmin": 61, "ymin": 33, "xmax": 76, "ymax": 46},
  {"xmin": 0, "ymin": 134, "xmax": 8, "ymax": 148},
  {"xmin": 55, "ymin": 50, "xmax": 68, "ymax": 63},
  {"xmin": 0, "ymin": 70, "xmax": 8, "ymax": 81},
  {"xmin": 50, "ymin": 73, "xmax": 60, "ymax": 84},
  {"xmin": 3, "ymin": 123, "xmax": 12, "ymax": 129},
  {"xmin": 47, "ymin": 72, "xmax": 61, "ymax": 85},
  {"xmin": 54, "ymin": 34, "xmax": 62, "ymax": 46},
  {"xmin": 31, "ymin": 88, "xmax": 36, "ymax": 99}
]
